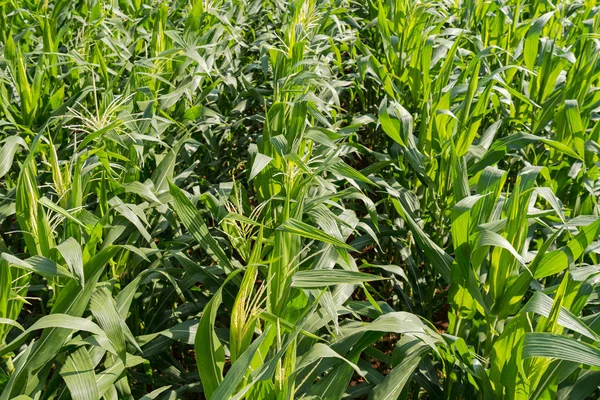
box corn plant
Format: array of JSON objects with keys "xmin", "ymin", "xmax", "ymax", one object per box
[{"xmin": 0, "ymin": 0, "xmax": 599, "ymax": 399}]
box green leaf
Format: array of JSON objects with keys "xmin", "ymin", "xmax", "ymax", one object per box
[
  {"xmin": 475, "ymin": 230, "xmax": 526, "ymax": 266},
  {"xmin": 60, "ymin": 347, "xmax": 100, "ymax": 400},
  {"xmin": 277, "ymin": 219, "xmax": 356, "ymax": 251},
  {"xmin": 122, "ymin": 181, "xmax": 161, "ymax": 204},
  {"xmin": 291, "ymin": 270, "xmax": 386, "ymax": 288},
  {"xmin": 194, "ymin": 272, "xmax": 242, "ymax": 399},
  {"xmin": 211, "ymin": 329, "xmax": 270, "ymax": 399},
  {"xmin": 371, "ymin": 339, "xmax": 430, "ymax": 400},
  {"xmin": 391, "ymin": 198, "xmax": 452, "ymax": 282},
  {"xmin": 39, "ymin": 196, "xmax": 88, "ymax": 230},
  {"xmin": 55, "ymin": 238, "xmax": 85, "ymax": 285},
  {"xmin": 524, "ymin": 12, "xmax": 554, "ymax": 70},
  {"xmin": 1, "ymin": 253, "xmax": 73, "ymax": 279},
  {"xmin": 89, "ymin": 288, "xmax": 128, "ymax": 362},
  {"xmin": 523, "ymin": 333, "xmax": 600, "ymax": 367},
  {"xmin": 151, "ymin": 149, "xmax": 176, "ymax": 193},
  {"xmin": 0, "ymin": 318, "xmax": 24, "ymax": 332},
  {"xmin": 535, "ymin": 219, "xmax": 600, "ymax": 278},
  {"xmin": 297, "ymin": 343, "xmax": 366, "ymax": 377},
  {"xmin": 249, "ymin": 153, "xmax": 273, "ymax": 181},
  {"xmin": 15, "ymin": 247, "xmax": 120, "ymax": 376},
  {"xmin": 328, "ymin": 161, "xmax": 375, "ymax": 185},
  {"xmin": 522, "ymin": 292, "xmax": 600, "ymax": 341},
  {"xmin": 169, "ymin": 181, "xmax": 234, "ymax": 272},
  {"xmin": 564, "ymin": 100, "xmax": 585, "ymax": 157},
  {"xmin": 0, "ymin": 314, "xmax": 111, "ymax": 358},
  {"xmin": 0, "ymin": 136, "xmax": 27, "ymax": 178}
]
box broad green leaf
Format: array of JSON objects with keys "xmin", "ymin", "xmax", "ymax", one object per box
[
  {"xmin": 60, "ymin": 347, "xmax": 100, "ymax": 400},
  {"xmin": 0, "ymin": 136, "xmax": 27, "ymax": 178},
  {"xmin": 0, "ymin": 314, "xmax": 111, "ymax": 358},
  {"xmin": 90, "ymin": 288, "xmax": 128, "ymax": 362},
  {"xmin": 535, "ymin": 219, "xmax": 600, "ymax": 278},
  {"xmin": 249, "ymin": 153, "xmax": 273, "ymax": 181},
  {"xmin": 55, "ymin": 238, "xmax": 85, "ymax": 285},
  {"xmin": 39, "ymin": 196, "xmax": 88, "ymax": 230},
  {"xmin": 1, "ymin": 253, "xmax": 73, "ymax": 279},
  {"xmin": 211, "ymin": 329, "xmax": 270, "ymax": 399},
  {"xmin": 195, "ymin": 272, "xmax": 241, "ymax": 399},
  {"xmin": 169, "ymin": 181, "xmax": 234, "ymax": 272},
  {"xmin": 523, "ymin": 333, "xmax": 600, "ymax": 367},
  {"xmin": 278, "ymin": 219, "xmax": 356, "ymax": 250},
  {"xmin": 297, "ymin": 343, "xmax": 366, "ymax": 377},
  {"xmin": 0, "ymin": 318, "xmax": 24, "ymax": 332},
  {"xmin": 291, "ymin": 270, "xmax": 386, "ymax": 288},
  {"xmin": 523, "ymin": 292, "xmax": 600, "ymax": 341},
  {"xmin": 391, "ymin": 198, "xmax": 452, "ymax": 282},
  {"xmin": 371, "ymin": 339, "xmax": 429, "ymax": 400}
]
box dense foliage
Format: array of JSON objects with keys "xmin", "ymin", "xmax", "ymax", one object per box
[{"xmin": 1, "ymin": 0, "xmax": 600, "ymax": 398}]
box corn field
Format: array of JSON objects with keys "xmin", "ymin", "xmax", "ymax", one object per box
[{"xmin": 0, "ymin": 0, "xmax": 599, "ymax": 399}]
